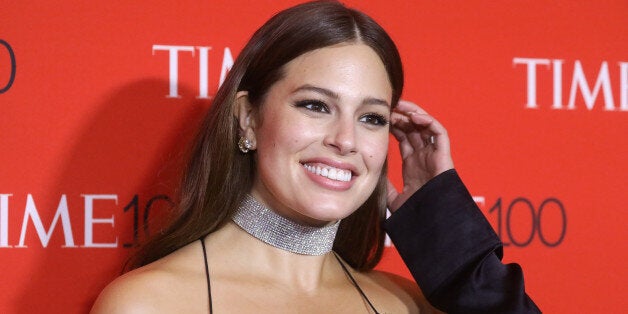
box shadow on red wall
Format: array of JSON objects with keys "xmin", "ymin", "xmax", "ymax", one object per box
[{"xmin": 15, "ymin": 79, "xmax": 210, "ymax": 313}]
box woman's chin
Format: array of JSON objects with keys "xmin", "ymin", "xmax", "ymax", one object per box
[{"xmin": 292, "ymin": 202, "xmax": 360, "ymax": 226}]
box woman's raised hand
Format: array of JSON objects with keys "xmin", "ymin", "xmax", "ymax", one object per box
[{"xmin": 387, "ymin": 100, "xmax": 454, "ymax": 212}]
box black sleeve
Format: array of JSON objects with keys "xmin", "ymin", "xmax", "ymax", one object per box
[{"xmin": 384, "ymin": 169, "xmax": 540, "ymax": 314}]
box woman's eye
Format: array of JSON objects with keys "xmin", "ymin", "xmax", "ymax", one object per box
[
  {"xmin": 359, "ymin": 113, "xmax": 389, "ymax": 126},
  {"xmin": 295, "ymin": 100, "xmax": 330, "ymax": 113}
]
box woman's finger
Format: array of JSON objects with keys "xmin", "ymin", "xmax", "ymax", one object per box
[
  {"xmin": 391, "ymin": 112, "xmax": 432, "ymax": 133},
  {"xmin": 395, "ymin": 99, "xmax": 429, "ymax": 115},
  {"xmin": 408, "ymin": 113, "xmax": 450, "ymax": 150},
  {"xmin": 390, "ymin": 124, "xmax": 416, "ymax": 159},
  {"xmin": 392, "ymin": 110, "xmax": 441, "ymax": 151},
  {"xmin": 386, "ymin": 178, "xmax": 399, "ymax": 211}
]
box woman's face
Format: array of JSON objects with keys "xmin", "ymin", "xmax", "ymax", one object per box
[{"xmin": 248, "ymin": 43, "xmax": 392, "ymax": 226}]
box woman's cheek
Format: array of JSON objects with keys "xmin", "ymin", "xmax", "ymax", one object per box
[{"xmin": 365, "ymin": 133, "xmax": 389, "ymax": 165}]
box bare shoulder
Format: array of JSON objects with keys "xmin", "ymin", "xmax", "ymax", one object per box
[
  {"xmin": 91, "ymin": 241, "xmax": 206, "ymax": 313},
  {"xmin": 90, "ymin": 265, "xmax": 172, "ymax": 313},
  {"xmin": 363, "ymin": 270, "xmax": 444, "ymax": 314}
]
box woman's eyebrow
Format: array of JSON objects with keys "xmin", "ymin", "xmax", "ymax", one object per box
[
  {"xmin": 362, "ymin": 97, "xmax": 390, "ymax": 108},
  {"xmin": 292, "ymin": 84, "xmax": 390, "ymax": 107},
  {"xmin": 292, "ymin": 84, "xmax": 339, "ymax": 99}
]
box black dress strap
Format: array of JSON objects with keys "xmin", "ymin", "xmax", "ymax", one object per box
[
  {"xmin": 200, "ymin": 237, "xmax": 213, "ymax": 314},
  {"xmin": 333, "ymin": 252, "xmax": 380, "ymax": 314},
  {"xmin": 200, "ymin": 241, "xmax": 378, "ymax": 314}
]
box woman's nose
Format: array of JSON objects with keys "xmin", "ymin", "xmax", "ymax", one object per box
[{"xmin": 323, "ymin": 117, "xmax": 357, "ymax": 155}]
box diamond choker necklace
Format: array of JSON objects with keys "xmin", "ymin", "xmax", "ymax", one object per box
[{"xmin": 232, "ymin": 194, "xmax": 340, "ymax": 255}]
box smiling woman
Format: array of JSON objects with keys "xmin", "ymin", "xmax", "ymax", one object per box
[
  {"xmin": 91, "ymin": 1, "xmax": 539, "ymax": 313},
  {"xmin": 240, "ymin": 44, "xmax": 392, "ymax": 226}
]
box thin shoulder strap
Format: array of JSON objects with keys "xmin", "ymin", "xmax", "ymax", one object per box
[
  {"xmin": 332, "ymin": 252, "xmax": 380, "ymax": 314},
  {"xmin": 200, "ymin": 237, "xmax": 213, "ymax": 314}
]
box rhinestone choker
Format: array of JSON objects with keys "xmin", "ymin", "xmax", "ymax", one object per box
[{"xmin": 232, "ymin": 194, "xmax": 340, "ymax": 255}]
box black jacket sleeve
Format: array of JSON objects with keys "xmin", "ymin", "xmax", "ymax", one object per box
[{"xmin": 384, "ymin": 169, "xmax": 540, "ymax": 313}]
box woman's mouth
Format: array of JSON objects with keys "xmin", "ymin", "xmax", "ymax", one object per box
[{"xmin": 302, "ymin": 163, "xmax": 353, "ymax": 182}]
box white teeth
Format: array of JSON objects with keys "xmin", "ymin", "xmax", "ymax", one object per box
[
  {"xmin": 303, "ymin": 163, "xmax": 352, "ymax": 182},
  {"xmin": 329, "ymin": 168, "xmax": 337, "ymax": 180}
]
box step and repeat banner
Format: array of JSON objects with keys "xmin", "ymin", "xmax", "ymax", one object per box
[{"xmin": 1, "ymin": 1, "xmax": 626, "ymax": 312}]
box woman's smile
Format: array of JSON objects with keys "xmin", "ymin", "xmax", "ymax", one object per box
[
  {"xmin": 245, "ymin": 43, "xmax": 392, "ymax": 225},
  {"xmin": 303, "ymin": 163, "xmax": 352, "ymax": 183},
  {"xmin": 301, "ymin": 158, "xmax": 357, "ymax": 190}
]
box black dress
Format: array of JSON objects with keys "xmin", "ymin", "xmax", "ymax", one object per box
[{"xmin": 385, "ymin": 169, "xmax": 541, "ymax": 313}]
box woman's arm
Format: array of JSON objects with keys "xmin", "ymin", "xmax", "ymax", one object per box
[
  {"xmin": 385, "ymin": 169, "xmax": 540, "ymax": 313},
  {"xmin": 386, "ymin": 101, "xmax": 540, "ymax": 313}
]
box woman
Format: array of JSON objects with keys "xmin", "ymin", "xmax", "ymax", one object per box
[{"xmin": 93, "ymin": 1, "xmax": 539, "ymax": 313}]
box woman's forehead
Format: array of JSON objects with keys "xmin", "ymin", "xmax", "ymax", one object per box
[{"xmin": 276, "ymin": 44, "xmax": 393, "ymax": 104}]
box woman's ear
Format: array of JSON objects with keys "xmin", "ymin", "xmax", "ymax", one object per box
[{"xmin": 234, "ymin": 91, "xmax": 257, "ymax": 150}]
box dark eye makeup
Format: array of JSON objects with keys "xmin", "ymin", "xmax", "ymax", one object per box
[
  {"xmin": 294, "ymin": 99, "xmax": 330, "ymax": 113},
  {"xmin": 293, "ymin": 99, "xmax": 389, "ymax": 127},
  {"xmin": 359, "ymin": 113, "xmax": 389, "ymax": 126}
]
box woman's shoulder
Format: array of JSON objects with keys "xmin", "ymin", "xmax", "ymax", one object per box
[
  {"xmin": 91, "ymin": 240, "xmax": 207, "ymax": 313},
  {"xmin": 360, "ymin": 270, "xmax": 444, "ymax": 313},
  {"xmin": 90, "ymin": 264, "xmax": 174, "ymax": 313}
]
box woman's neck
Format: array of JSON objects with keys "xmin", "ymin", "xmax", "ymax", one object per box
[
  {"xmin": 207, "ymin": 221, "xmax": 338, "ymax": 291},
  {"xmin": 231, "ymin": 194, "xmax": 340, "ymax": 256}
]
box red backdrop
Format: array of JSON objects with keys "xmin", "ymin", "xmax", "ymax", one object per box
[{"xmin": 1, "ymin": 1, "xmax": 626, "ymax": 312}]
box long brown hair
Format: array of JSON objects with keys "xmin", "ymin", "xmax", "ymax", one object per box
[{"xmin": 129, "ymin": 0, "xmax": 403, "ymax": 271}]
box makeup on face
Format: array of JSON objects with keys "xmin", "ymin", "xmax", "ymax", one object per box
[{"xmin": 249, "ymin": 43, "xmax": 392, "ymax": 226}]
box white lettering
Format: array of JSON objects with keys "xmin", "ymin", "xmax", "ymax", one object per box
[
  {"xmin": 513, "ymin": 57, "xmax": 551, "ymax": 109},
  {"xmin": 196, "ymin": 46, "xmax": 212, "ymax": 99},
  {"xmin": 620, "ymin": 62, "xmax": 628, "ymax": 111},
  {"xmin": 152, "ymin": 45, "xmax": 195, "ymax": 98},
  {"xmin": 83, "ymin": 194, "xmax": 118, "ymax": 248},
  {"xmin": 17, "ymin": 195, "xmax": 76, "ymax": 248},
  {"xmin": 219, "ymin": 47, "xmax": 234, "ymax": 87},
  {"xmin": 0, "ymin": 194, "xmax": 10, "ymax": 247},
  {"xmin": 473, "ymin": 196, "xmax": 486, "ymax": 208},
  {"xmin": 568, "ymin": 61, "xmax": 615, "ymax": 110},
  {"xmin": 552, "ymin": 59, "xmax": 564, "ymax": 109}
]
